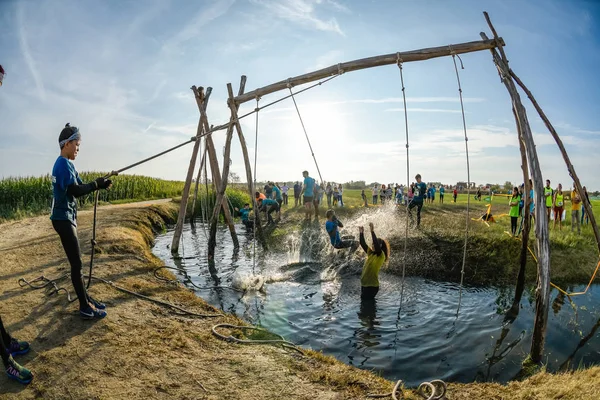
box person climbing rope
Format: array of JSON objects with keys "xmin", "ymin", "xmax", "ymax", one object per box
[
  {"xmin": 300, "ymin": 171, "xmax": 315, "ymax": 221},
  {"xmin": 408, "ymin": 174, "xmax": 427, "ymax": 227},
  {"xmin": 325, "ymin": 210, "xmax": 358, "ymax": 251},
  {"xmin": 234, "ymin": 203, "xmax": 254, "ymax": 231},
  {"xmin": 358, "ymin": 222, "xmax": 390, "ymax": 299},
  {"xmin": 51, "ymin": 123, "xmax": 112, "ymax": 320},
  {"xmin": 0, "ymin": 314, "xmax": 32, "ymax": 384}
]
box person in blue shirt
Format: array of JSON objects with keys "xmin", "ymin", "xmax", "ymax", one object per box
[
  {"xmin": 325, "ymin": 210, "xmax": 358, "ymax": 251},
  {"xmin": 51, "ymin": 123, "xmax": 112, "ymax": 320},
  {"xmin": 293, "ymin": 182, "xmax": 302, "ymax": 207},
  {"xmin": 430, "ymin": 185, "xmax": 436, "ymax": 203},
  {"xmin": 408, "ymin": 174, "xmax": 427, "ymax": 227},
  {"xmin": 271, "ymin": 183, "xmax": 282, "ymax": 219},
  {"xmin": 300, "ymin": 171, "xmax": 316, "ymax": 221},
  {"xmin": 258, "ymin": 198, "xmax": 280, "ymax": 224},
  {"xmin": 234, "ymin": 203, "xmax": 254, "ymax": 231},
  {"xmin": 439, "ymin": 185, "xmax": 445, "ymax": 204}
]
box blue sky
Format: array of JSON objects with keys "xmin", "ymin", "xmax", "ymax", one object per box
[{"xmin": 1, "ymin": 0, "xmax": 599, "ymax": 190}]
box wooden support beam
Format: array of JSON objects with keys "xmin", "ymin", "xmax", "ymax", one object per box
[
  {"xmin": 208, "ymin": 76, "xmax": 247, "ymax": 258},
  {"xmin": 234, "ymin": 38, "xmax": 504, "ymax": 104},
  {"xmin": 192, "ymin": 87, "xmax": 239, "ymax": 255},
  {"xmin": 482, "ymin": 29, "xmax": 551, "ymax": 364},
  {"xmin": 171, "ymin": 87, "xmax": 211, "ymax": 254},
  {"xmin": 190, "ymin": 142, "xmax": 208, "ymax": 223},
  {"xmin": 229, "ymin": 92, "xmax": 267, "ymax": 249}
]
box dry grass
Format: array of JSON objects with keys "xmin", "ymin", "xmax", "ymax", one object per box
[{"xmin": 0, "ymin": 200, "xmax": 598, "ymax": 399}]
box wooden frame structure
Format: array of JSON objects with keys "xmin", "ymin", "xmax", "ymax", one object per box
[{"xmin": 169, "ymin": 12, "xmax": 600, "ymax": 364}]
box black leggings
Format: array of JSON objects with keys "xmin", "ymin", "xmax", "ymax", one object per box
[
  {"xmin": 511, "ymin": 216, "xmax": 518, "ymax": 235},
  {"xmin": 361, "ymin": 286, "xmax": 379, "ymax": 299},
  {"xmin": 52, "ymin": 220, "xmax": 90, "ymax": 310},
  {"xmin": 0, "ymin": 314, "xmax": 12, "ymax": 366}
]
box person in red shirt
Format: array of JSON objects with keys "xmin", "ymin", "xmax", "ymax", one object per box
[{"xmin": 453, "ymin": 187, "xmax": 458, "ymax": 203}]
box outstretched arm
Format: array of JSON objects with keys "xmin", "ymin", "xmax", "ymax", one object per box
[
  {"xmin": 67, "ymin": 182, "xmax": 98, "ymax": 198},
  {"xmin": 370, "ymin": 223, "xmax": 382, "ymax": 255},
  {"xmin": 359, "ymin": 227, "xmax": 368, "ymax": 253}
]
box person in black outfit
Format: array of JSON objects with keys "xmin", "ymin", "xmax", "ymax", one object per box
[
  {"xmin": 0, "ymin": 315, "xmax": 33, "ymax": 384},
  {"xmin": 51, "ymin": 124, "xmax": 113, "ymax": 320}
]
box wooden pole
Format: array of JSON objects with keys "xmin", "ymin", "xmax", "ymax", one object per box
[
  {"xmin": 482, "ymin": 28, "xmax": 551, "ymax": 364},
  {"xmin": 192, "ymin": 87, "xmax": 239, "ymax": 254},
  {"xmin": 508, "ymin": 105, "xmax": 532, "ymax": 318},
  {"xmin": 230, "ymin": 96, "xmax": 267, "ymax": 249},
  {"xmin": 171, "ymin": 86, "xmax": 211, "ymax": 254},
  {"xmin": 208, "ymin": 76, "xmax": 247, "ymax": 258},
  {"xmin": 234, "ymin": 38, "xmax": 503, "ymax": 104},
  {"xmin": 190, "ymin": 143, "xmax": 207, "ymax": 222},
  {"xmin": 507, "ymin": 70, "xmax": 600, "ymax": 255}
]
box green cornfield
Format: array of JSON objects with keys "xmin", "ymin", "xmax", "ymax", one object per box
[{"xmin": 0, "ymin": 172, "xmax": 185, "ymax": 221}]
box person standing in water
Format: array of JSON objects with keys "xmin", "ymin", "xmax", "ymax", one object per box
[
  {"xmin": 300, "ymin": 171, "xmax": 315, "ymax": 221},
  {"xmin": 358, "ymin": 223, "xmax": 390, "ymax": 299},
  {"xmin": 234, "ymin": 203, "xmax": 254, "ymax": 231},
  {"xmin": 51, "ymin": 124, "xmax": 112, "ymax": 320},
  {"xmin": 409, "ymin": 174, "xmax": 427, "ymax": 227}
]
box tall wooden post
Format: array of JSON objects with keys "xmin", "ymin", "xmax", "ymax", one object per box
[
  {"xmin": 171, "ymin": 87, "xmax": 211, "ymax": 254},
  {"xmin": 208, "ymin": 77, "xmax": 247, "ymax": 258},
  {"xmin": 482, "ymin": 27, "xmax": 551, "ymax": 364},
  {"xmin": 508, "ymin": 105, "xmax": 532, "ymax": 318},
  {"xmin": 192, "ymin": 87, "xmax": 239, "ymax": 255},
  {"xmin": 229, "ymin": 94, "xmax": 267, "ymax": 250}
]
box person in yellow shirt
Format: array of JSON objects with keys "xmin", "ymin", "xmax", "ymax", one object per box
[
  {"xmin": 358, "ymin": 222, "xmax": 390, "ymax": 299},
  {"xmin": 571, "ymin": 182, "xmax": 581, "ymax": 234},
  {"xmin": 544, "ymin": 179, "xmax": 553, "ymax": 221}
]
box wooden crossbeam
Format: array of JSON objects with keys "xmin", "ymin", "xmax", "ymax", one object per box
[{"xmin": 234, "ymin": 38, "xmax": 504, "ymax": 104}]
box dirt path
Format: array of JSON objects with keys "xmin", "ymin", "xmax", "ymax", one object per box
[{"xmin": 0, "ymin": 201, "xmax": 598, "ymax": 399}]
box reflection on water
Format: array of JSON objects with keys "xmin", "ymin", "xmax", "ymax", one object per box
[{"xmin": 153, "ymin": 222, "xmax": 600, "ymax": 387}]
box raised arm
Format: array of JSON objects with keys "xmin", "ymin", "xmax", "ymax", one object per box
[
  {"xmin": 67, "ymin": 177, "xmax": 111, "ymax": 198},
  {"xmin": 359, "ymin": 227, "xmax": 368, "ymax": 253}
]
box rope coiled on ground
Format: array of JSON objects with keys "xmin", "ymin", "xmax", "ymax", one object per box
[{"xmin": 367, "ymin": 379, "xmax": 447, "ymax": 400}]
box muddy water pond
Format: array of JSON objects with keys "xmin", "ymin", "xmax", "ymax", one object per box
[{"xmin": 153, "ymin": 222, "xmax": 600, "ymax": 387}]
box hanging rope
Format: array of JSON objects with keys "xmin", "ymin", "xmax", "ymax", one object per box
[
  {"xmin": 253, "ymin": 97, "xmax": 260, "ymax": 274},
  {"xmin": 397, "ymin": 54, "xmax": 410, "ymax": 314},
  {"xmin": 450, "ymin": 46, "xmax": 472, "ymax": 312},
  {"xmin": 287, "ymin": 81, "xmax": 324, "ymax": 184}
]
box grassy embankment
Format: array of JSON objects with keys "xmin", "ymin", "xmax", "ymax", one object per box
[{"xmin": 268, "ymin": 189, "xmax": 600, "ymax": 287}]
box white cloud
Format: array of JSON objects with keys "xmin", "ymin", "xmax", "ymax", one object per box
[
  {"xmin": 250, "ymin": 0, "xmax": 345, "ymax": 36},
  {"xmin": 17, "ymin": 2, "xmax": 45, "ymax": 101}
]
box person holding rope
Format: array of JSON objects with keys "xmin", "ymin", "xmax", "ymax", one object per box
[
  {"xmin": 300, "ymin": 171, "xmax": 316, "ymax": 221},
  {"xmin": 258, "ymin": 198, "xmax": 279, "ymax": 225},
  {"xmin": 358, "ymin": 222, "xmax": 390, "ymax": 299},
  {"xmin": 325, "ymin": 210, "xmax": 358, "ymax": 251},
  {"xmin": 234, "ymin": 203, "xmax": 254, "ymax": 231},
  {"xmin": 0, "ymin": 315, "xmax": 33, "ymax": 384},
  {"xmin": 51, "ymin": 123, "xmax": 112, "ymax": 320}
]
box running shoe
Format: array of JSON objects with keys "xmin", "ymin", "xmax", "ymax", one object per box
[
  {"xmin": 5, "ymin": 356, "xmax": 33, "ymax": 385},
  {"xmin": 8, "ymin": 339, "xmax": 30, "ymax": 357},
  {"xmin": 88, "ymin": 297, "xmax": 106, "ymax": 310},
  {"xmin": 80, "ymin": 306, "xmax": 107, "ymax": 320}
]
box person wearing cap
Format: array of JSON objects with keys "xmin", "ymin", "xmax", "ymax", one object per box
[{"xmin": 51, "ymin": 123, "xmax": 113, "ymax": 320}]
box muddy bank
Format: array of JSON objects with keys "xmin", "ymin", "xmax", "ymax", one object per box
[{"xmin": 0, "ymin": 200, "xmax": 598, "ymax": 399}]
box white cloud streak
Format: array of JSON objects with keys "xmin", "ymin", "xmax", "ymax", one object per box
[
  {"xmin": 16, "ymin": 2, "xmax": 45, "ymax": 100},
  {"xmin": 250, "ymin": 0, "xmax": 344, "ymax": 36}
]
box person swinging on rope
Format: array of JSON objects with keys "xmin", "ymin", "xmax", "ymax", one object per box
[
  {"xmin": 358, "ymin": 223, "xmax": 390, "ymax": 299},
  {"xmin": 325, "ymin": 210, "xmax": 358, "ymax": 252},
  {"xmin": 51, "ymin": 123, "xmax": 113, "ymax": 320}
]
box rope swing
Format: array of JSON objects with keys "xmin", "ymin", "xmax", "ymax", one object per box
[
  {"xmin": 287, "ymin": 80, "xmax": 325, "ymax": 184},
  {"xmin": 397, "ymin": 53, "xmax": 410, "ymax": 313},
  {"xmin": 450, "ymin": 46, "xmax": 472, "ymax": 312},
  {"xmin": 252, "ymin": 97, "xmax": 260, "ymax": 274}
]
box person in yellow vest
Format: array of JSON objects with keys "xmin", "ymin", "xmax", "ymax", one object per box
[
  {"xmin": 358, "ymin": 222, "xmax": 390, "ymax": 299},
  {"xmin": 509, "ymin": 187, "xmax": 521, "ymax": 236},
  {"xmin": 570, "ymin": 183, "xmax": 582, "ymax": 234},
  {"xmin": 544, "ymin": 179, "xmax": 553, "ymax": 222},
  {"xmin": 553, "ymin": 183, "xmax": 564, "ymax": 230}
]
